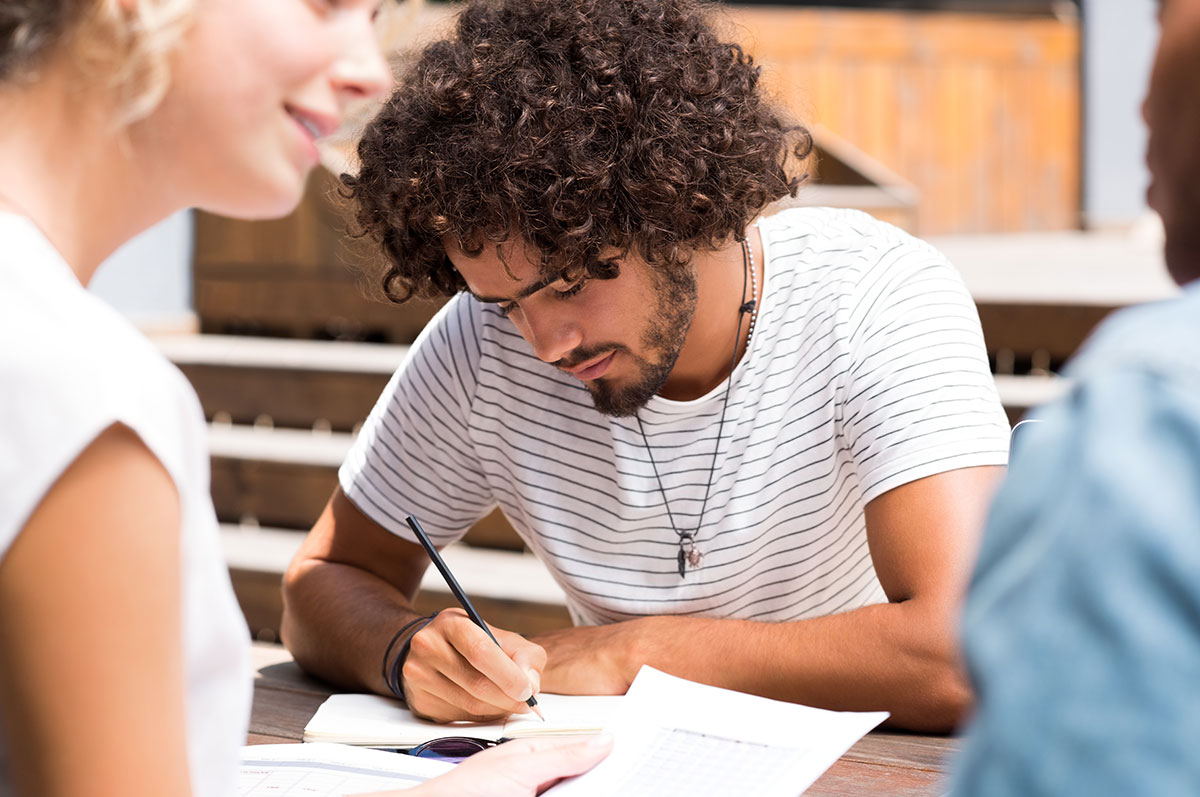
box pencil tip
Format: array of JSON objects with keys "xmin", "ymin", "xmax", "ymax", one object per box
[{"xmin": 529, "ymin": 702, "xmax": 546, "ymax": 722}]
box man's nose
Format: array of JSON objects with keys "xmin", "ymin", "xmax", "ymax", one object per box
[{"xmin": 522, "ymin": 307, "xmax": 583, "ymax": 364}]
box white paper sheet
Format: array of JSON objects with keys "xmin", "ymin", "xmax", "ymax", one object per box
[
  {"xmin": 303, "ymin": 692, "xmax": 622, "ymax": 747},
  {"xmin": 545, "ymin": 667, "xmax": 889, "ymax": 797},
  {"xmin": 237, "ymin": 743, "xmax": 453, "ymax": 796}
]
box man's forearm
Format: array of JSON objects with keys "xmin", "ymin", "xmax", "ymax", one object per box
[
  {"xmin": 281, "ymin": 558, "xmax": 424, "ymax": 694},
  {"xmin": 537, "ymin": 598, "xmax": 969, "ymax": 732}
]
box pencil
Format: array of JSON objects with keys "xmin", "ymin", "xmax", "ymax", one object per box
[{"xmin": 405, "ymin": 515, "xmax": 545, "ymax": 720}]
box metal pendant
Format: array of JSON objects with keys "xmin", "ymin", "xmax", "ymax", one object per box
[{"xmin": 678, "ymin": 540, "xmax": 703, "ymax": 577}]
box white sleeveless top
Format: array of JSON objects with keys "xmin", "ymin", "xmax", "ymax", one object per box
[{"xmin": 0, "ymin": 213, "xmax": 251, "ymax": 796}]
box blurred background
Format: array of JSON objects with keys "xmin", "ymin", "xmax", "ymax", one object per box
[{"xmin": 90, "ymin": 0, "xmax": 1169, "ymax": 640}]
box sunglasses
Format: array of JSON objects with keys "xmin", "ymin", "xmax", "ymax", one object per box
[{"xmin": 407, "ymin": 736, "xmax": 510, "ymax": 764}]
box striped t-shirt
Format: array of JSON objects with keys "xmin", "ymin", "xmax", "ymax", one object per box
[{"xmin": 341, "ymin": 207, "xmax": 1010, "ymax": 625}]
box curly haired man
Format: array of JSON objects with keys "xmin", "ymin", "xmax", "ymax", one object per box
[{"xmin": 283, "ymin": 0, "xmax": 1010, "ymax": 732}]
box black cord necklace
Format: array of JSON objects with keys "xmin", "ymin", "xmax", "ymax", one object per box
[{"xmin": 636, "ymin": 235, "xmax": 759, "ymax": 578}]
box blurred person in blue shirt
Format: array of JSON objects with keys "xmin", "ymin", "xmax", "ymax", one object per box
[{"xmin": 951, "ymin": 0, "xmax": 1200, "ymax": 794}]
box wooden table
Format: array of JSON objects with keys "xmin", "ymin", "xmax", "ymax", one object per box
[{"xmin": 248, "ymin": 643, "xmax": 958, "ymax": 796}]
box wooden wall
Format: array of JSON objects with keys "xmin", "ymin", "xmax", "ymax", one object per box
[{"xmin": 724, "ymin": 5, "xmax": 1081, "ymax": 234}]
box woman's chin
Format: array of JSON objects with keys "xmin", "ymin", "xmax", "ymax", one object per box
[{"xmin": 202, "ymin": 173, "xmax": 311, "ymax": 221}]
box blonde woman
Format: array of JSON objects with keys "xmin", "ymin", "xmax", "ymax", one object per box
[{"xmin": 0, "ymin": 2, "xmax": 608, "ymax": 795}]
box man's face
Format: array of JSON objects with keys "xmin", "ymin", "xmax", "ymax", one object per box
[
  {"xmin": 1145, "ymin": 0, "xmax": 1200, "ymax": 284},
  {"xmin": 445, "ymin": 238, "xmax": 697, "ymax": 416}
]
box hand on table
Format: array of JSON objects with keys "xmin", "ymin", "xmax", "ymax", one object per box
[
  {"xmin": 358, "ymin": 734, "xmax": 613, "ymax": 797},
  {"xmin": 402, "ymin": 608, "xmax": 547, "ymax": 722}
]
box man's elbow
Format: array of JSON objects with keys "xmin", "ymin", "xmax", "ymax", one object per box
[
  {"xmin": 917, "ymin": 663, "xmax": 973, "ymax": 732},
  {"xmin": 893, "ymin": 651, "xmax": 974, "ymax": 733},
  {"xmin": 278, "ymin": 554, "xmax": 319, "ymax": 660}
]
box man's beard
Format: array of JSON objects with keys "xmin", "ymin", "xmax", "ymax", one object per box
[{"xmin": 583, "ymin": 265, "xmax": 698, "ymax": 417}]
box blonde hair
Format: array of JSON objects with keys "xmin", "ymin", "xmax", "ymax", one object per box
[{"xmin": 1, "ymin": 0, "xmax": 194, "ymax": 125}]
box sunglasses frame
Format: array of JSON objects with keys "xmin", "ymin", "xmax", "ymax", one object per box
[{"xmin": 408, "ymin": 735, "xmax": 508, "ymax": 763}]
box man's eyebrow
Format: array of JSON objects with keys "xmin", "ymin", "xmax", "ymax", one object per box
[{"xmin": 469, "ymin": 273, "xmax": 558, "ymax": 305}]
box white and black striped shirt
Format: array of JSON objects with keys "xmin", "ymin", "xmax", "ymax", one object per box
[{"xmin": 341, "ymin": 208, "xmax": 1010, "ymax": 625}]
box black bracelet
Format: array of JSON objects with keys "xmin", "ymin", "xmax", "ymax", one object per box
[
  {"xmin": 387, "ymin": 611, "xmax": 440, "ymax": 703},
  {"xmin": 381, "ymin": 614, "xmax": 433, "ymax": 699}
]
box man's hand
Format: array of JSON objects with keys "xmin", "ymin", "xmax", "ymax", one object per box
[
  {"xmin": 402, "ymin": 608, "xmax": 548, "ymax": 722},
  {"xmin": 531, "ymin": 620, "xmax": 649, "ymax": 696}
]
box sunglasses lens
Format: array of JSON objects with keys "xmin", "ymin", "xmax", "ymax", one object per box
[{"xmin": 411, "ymin": 737, "xmax": 496, "ymax": 763}]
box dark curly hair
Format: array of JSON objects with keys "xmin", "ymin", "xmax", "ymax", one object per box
[{"xmin": 346, "ymin": 0, "xmax": 812, "ymax": 303}]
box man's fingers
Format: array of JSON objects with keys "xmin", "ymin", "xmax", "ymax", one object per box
[
  {"xmin": 437, "ymin": 612, "xmax": 545, "ymax": 703},
  {"xmin": 402, "ymin": 609, "xmax": 547, "ymax": 720},
  {"xmin": 404, "ymin": 676, "xmax": 505, "ymax": 724},
  {"xmin": 405, "ymin": 634, "xmax": 521, "ymax": 719},
  {"xmin": 501, "ymin": 628, "xmax": 547, "ymax": 698}
]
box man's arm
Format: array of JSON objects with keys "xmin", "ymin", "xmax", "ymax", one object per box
[
  {"xmin": 530, "ymin": 465, "xmax": 1003, "ymax": 732},
  {"xmin": 281, "ymin": 487, "xmax": 546, "ymax": 722}
]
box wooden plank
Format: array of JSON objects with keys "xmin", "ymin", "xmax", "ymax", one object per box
[
  {"xmin": 228, "ymin": 530, "xmax": 571, "ymax": 640},
  {"xmin": 212, "ymin": 454, "xmax": 337, "ymax": 529},
  {"xmin": 210, "ymin": 451, "xmax": 527, "ymax": 550},
  {"xmin": 233, "ymin": 578, "xmax": 570, "ymax": 647},
  {"xmin": 842, "ymin": 731, "xmax": 959, "ymax": 771},
  {"xmin": 250, "ymin": 684, "xmax": 328, "ymax": 742},
  {"xmin": 180, "ymin": 363, "xmax": 390, "ymax": 431},
  {"xmin": 724, "ymin": 6, "xmax": 1079, "ymax": 234},
  {"xmin": 245, "ymin": 733, "xmax": 297, "ymax": 746},
  {"xmin": 231, "ymin": 567, "xmax": 289, "ymax": 642},
  {"xmin": 207, "ymin": 425, "xmax": 529, "ymax": 550},
  {"xmin": 193, "ymin": 170, "xmax": 367, "ymax": 269},
  {"xmin": 976, "ymin": 302, "xmax": 1114, "ymax": 364},
  {"xmin": 807, "ymin": 758, "xmax": 948, "ymax": 797},
  {"xmin": 194, "ymin": 264, "xmax": 444, "ymax": 344},
  {"xmin": 157, "ymin": 334, "xmax": 409, "ymax": 372},
  {"xmin": 993, "ymin": 374, "xmax": 1069, "ymax": 424}
]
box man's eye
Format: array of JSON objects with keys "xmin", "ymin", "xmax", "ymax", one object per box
[
  {"xmin": 553, "ymin": 280, "xmax": 586, "ymax": 299},
  {"xmin": 497, "ymin": 302, "xmax": 517, "ymax": 317}
]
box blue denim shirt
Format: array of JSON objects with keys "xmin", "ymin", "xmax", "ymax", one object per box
[{"xmin": 951, "ymin": 282, "xmax": 1200, "ymax": 796}]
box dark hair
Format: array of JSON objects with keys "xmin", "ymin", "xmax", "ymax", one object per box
[
  {"xmin": 0, "ymin": 2, "xmax": 72, "ymax": 81},
  {"xmin": 346, "ymin": 0, "xmax": 812, "ymax": 303}
]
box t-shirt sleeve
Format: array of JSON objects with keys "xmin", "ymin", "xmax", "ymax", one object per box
[
  {"xmin": 950, "ymin": 368, "xmax": 1200, "ymax": 796},
  {"xmin": 339, "ymin": 295, "xmax": 495, "ymax": 546},
  {"xmin": 0, "ymin": 311, "xmax": 196, "ymax": 557},
  {"xmin": 0, "ymin": 363, "xmax": 117, "ymax": 553},
  {"xmin": 836, "ymin": 227, "xmax": 1010, "ymax": 502}
]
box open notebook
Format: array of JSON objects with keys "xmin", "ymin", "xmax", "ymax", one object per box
[{"xmin": 303, "ymin": 692, "xmax": 623, "ymax": 748}]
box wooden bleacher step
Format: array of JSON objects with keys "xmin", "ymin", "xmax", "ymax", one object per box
[
  {"xmin": 221, "ymin": 524, "xmax": 570, "ymax": 641},
  {"xmin": 157, "ymin": 334, "xmax": 408, "ymax": 432},
  {"xmin": 204, "ymin": 422, "xmax": 525, "ymax": 551}
]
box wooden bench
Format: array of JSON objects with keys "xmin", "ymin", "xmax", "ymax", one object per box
[
  {"xmin": 205, "ymin": 422, "xmax": 525, "ymax": 551},
  {"xmin": 158, "ymin": 334, "xmax": 405, "ymax": 432},
  {"xmin": 936, "ymin": 226, "xmax": 1177, "ymax": 371},
  {"xmin": 222, "ymin": 524, "xmax": 571, "ymax": 641}
]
